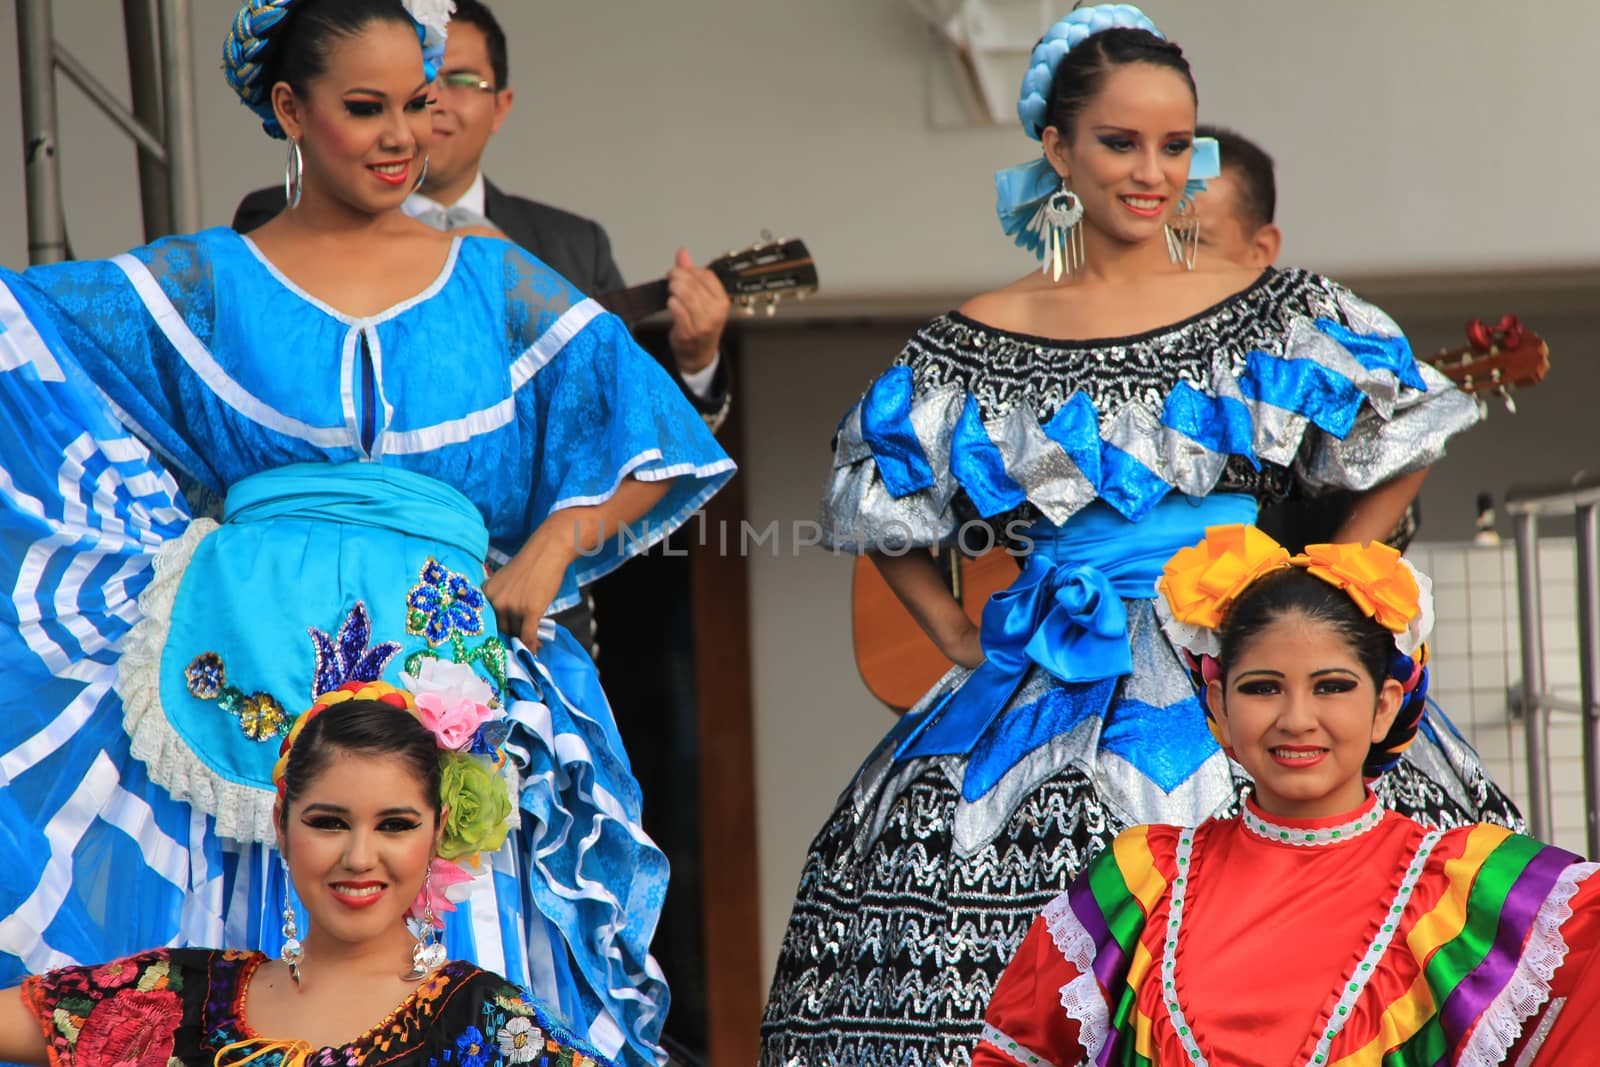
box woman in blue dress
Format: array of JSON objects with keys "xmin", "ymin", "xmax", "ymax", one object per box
[
  {"xmin": 0, "ymin": 3, "xmax": 730, "ymax": 1066},
  {"xmin": 760, "ymin": 8, "xmax": 1520, "ymax": 1066}
]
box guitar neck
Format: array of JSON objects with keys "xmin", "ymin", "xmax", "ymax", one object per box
[{"xmin": 594, "ymin": 278, "xmax": 670, "ymax": 325}]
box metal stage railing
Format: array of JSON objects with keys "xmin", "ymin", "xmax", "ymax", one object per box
[
  {"xmin": 15, "ymin": 0, "xmax": 199, "ymax": 265},
  {"xmin": 1508, "ymin": 473, "xmax": 1600, "ymax": 851}
]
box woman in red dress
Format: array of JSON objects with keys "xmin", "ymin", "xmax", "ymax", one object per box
[{"xmin": 975, "ymin": 527, "xmax": 1599, "ymax": 1066}]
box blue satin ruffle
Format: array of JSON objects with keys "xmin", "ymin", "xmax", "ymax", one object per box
[
  {"xmin": 893, "ymin": 493, "xmax": 1256, "ymax": 799},
  {"xmin": 861, "ymin": 365, "xmax": 936, "ymax": 497},
  {"xmin": 853, "ymin": 316, "xmax": 1428, "ymax": 527}
]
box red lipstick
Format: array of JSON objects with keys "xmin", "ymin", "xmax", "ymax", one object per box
[{"xmin": 328, "ymin": 881, "xmax": 388, "ymax": 909}]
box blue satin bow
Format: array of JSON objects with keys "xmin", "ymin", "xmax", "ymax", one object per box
[{"xmin": 894, "ymin": 554, "xmax": 1134, "ymax": 764}]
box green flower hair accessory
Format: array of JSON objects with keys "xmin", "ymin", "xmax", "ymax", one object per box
[{"xmin": 438, "ymin": 750, "xmax": 513, "ymax": 861}]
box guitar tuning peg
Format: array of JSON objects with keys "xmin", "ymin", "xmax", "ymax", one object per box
[
  {"xmin": 764, "ymin": 296, "xmax": 778, "ymax": 318},
  {"xmin": 1498, "ymin": 388, "xmax": 1517, "ymax": 415}
]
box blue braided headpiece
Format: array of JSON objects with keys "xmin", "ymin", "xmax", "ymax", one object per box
[
  {"xmin": 995, "ymin": 3, "xmax": 1221, "ymax": 260},
  {"xmin": 223, "ymin": 0, "xmax": 453, "ymax": 141}
]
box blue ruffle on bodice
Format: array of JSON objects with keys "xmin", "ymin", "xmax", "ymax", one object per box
[{"xmin": 822, "ymin": 288, "xmax": 1479, "ymax": 554}]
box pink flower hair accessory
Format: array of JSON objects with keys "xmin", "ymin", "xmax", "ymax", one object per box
[
  {"xmin": 406, "ymin": 857, "xmax": 474, "ymax": 930},
  {"xmin": 400, "ymin": 658, "xmax": 496, "ymax": 751}
]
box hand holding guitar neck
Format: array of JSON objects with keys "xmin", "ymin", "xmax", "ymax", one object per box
[{"xmin": 593, "ymin": 237, "xmax": 819, "ymax": 326}]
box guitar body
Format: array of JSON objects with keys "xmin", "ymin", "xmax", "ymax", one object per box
[{"xmin": 852, "ymin": 548, "xmax": 1018, "ymax": 712}]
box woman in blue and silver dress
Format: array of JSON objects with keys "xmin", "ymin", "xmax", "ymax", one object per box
[
  {"xmin": 760, "ymin": 8, "xmax": 1520, "ymax": 1066},
  {"xmin": 0, "ymin": 3, "xmax": 729, "ymax": 1065}
]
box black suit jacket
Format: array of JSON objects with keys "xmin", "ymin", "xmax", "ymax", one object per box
[{"xmin": 230, "ymin": 181, "xmax": 729, "ymax": 417}]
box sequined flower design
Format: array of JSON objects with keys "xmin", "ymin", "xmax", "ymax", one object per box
[
  {"xmin": 235, "ymin": 693, "xmax": 289, "ymax": 741},
  {"xmin": 309, "ymin": 601, "xmax": 402, "ymax": 699},
  {"xmin": 183, "ymin": 653, "xmax": 225, "ymax": 700},
  {"xmin": 75, "ymin": 989, "xmax": 181, "ymax": 1067},
  {"xmin": 407, "ymin": 559, "xmax": 487, "ymax": 647},
  {"xmin": 184, "ymin": 653, "xmax": 292, "ymax": 743},
  {"xmin": 497, "ymin": 1017, "xmax": 542, "ymax": 1064}
]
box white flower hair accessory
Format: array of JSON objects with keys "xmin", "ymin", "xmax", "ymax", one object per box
[{"xmin": 402, "ymin": 0, "xmax": 455, "ymax": 81}]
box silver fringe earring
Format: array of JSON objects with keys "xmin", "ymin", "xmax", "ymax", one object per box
[
  {"xmin": 1029, "ymin": 180, "xmax": 1084, "ymax": 282},
  {"xmin": 1166, "ymin": 198, "xmax": 1200, "ymax": 270},
  {"xmin": 404, "ymin": 863, "xmax": 448, "ymax": 981},
  {"xmin": 284, "ymin": 139, "xmax": 304, "ymax": 211},
  {"xmin": 279, "ymin": 860, "xmax": 303, "ymax": 986},
  {"xmin": 412, "ymin": 154, "xmax": 430, "ymax": 194}
]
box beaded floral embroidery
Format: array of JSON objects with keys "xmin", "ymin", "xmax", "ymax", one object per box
[
  {"xmin": 183, "ymin": 652, "xmax": 290, "ymax": 741},
  {"xmin": 308, "ymin": 601, "xmax": 402, "ymax": 700},
  {"xmin": 402, "ymin": 559, "xmax": 508, "ymax": 699},
  {"xmin": 407, "ymin": 559, "xmax": 487, "ymax": 646}
]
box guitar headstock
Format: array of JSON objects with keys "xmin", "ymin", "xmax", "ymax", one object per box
[
  {"xmin": 1425, "ymin": 315, "xmax": 1549, "ymax": 412},
  {"xmin": 708, "ymin": 237, "xmax": 819, "ymax": 318}
]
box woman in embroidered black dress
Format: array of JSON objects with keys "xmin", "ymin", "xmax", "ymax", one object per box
[
  {"xmin": 758, "ymin": 7, "xmax": 1521, "ymax": 1066},
  {"xmin": 0, "ymin": 685, "xmax": 609, "ymax": 1067}
]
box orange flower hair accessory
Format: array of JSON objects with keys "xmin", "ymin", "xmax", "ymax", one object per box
[
  {"xmin": 1155, "ymin": 524, "xmax": 1291, "ymax": 658},
  {"xmin": 1292, "ymin": 542, "xmax": 1433, "ymax": 657},
  {"xmin": 271, "ymin": 680, "xmax": 416, "ymax": 797}
]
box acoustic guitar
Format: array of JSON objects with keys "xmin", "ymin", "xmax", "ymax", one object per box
[
  {"xmin": 851, "ymin": 317, "xmax": 1551, "ymax": 712},
  {"xmin": 593, "ymin": 237, "xmax": 818, "ymax": 325}
]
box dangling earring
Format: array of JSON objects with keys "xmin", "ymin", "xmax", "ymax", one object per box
[
  {"xmin": 404, "ymin": 862, "xmax": 448, "ymax": 981},
  {"xmin": 1166, "ymin": 196, "xmax": 1200, "ymax": 271},
  {"xmin": 412, "ymin": 154, "xmax": 430, "ymax": 194},
  {"xmin": 1029, "ymin": 179, "xmax": 1084, "ymax": 282},
  {"xmin": 279, "ymin": 858, "xmax": 303, "ymax": 986},
  {"xmin": 284, "ymin": 139, "xmax": 304, "ymax": 211}
]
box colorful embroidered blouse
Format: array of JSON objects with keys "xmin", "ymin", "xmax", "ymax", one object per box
[
  {"xmin": 20, "ymin": 949, "xmax": 611, "ymax": 1067},
  {"xmin": 974, "ymin": 797, "xmax": 1600, "ymax": 1067}
]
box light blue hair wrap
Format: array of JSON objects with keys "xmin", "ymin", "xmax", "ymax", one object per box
[
  {"xmin": 996, "ymin": 3, "xmax": 1221, "ymax": 260},
  {"xmin": 224, "ymin": 0, "xmax": 451, "ymax": 140}
]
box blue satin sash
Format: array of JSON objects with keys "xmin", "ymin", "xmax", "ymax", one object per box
[{"xmin": 892, "ymin": 493, "xmax": 1257, "ymax": 795}]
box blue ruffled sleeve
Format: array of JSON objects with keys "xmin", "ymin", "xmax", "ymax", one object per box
[
  {"xmin": 820, "ymin": 276, "xmax": 1480, "ymax": 550},
  {"xmin": 499, "ymin": 245, "xmax": 734, "ymax": 612}
]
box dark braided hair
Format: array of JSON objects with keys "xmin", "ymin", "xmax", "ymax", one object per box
[
  {"xmin": 1045, "ymin": 27, "xmax": 1196, "ymax": 141},
  {"xmin": 224, "ymin": 0, "xmax": 419, "ymax": 139}
]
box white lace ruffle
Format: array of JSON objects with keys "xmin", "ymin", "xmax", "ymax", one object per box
[
  {"xmin": 118, "ymin": 518, "xmax": 282, "ymax": 845},
  {"xmin": 979, "ymin": 1022, "xmax": 1065, "ymax": 1067},
  {"xmin": 1041, "ymin": 890, "xmax": 1111, "ymax": 1062},
  {"xmin": 1455, "ymin": 860, "xmax": 1598, "ymax": 1067}
]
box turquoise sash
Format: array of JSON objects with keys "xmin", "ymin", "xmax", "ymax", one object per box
[{"xmin": 158, "ymin": 462, "xmax": 497, "ymax": 792}]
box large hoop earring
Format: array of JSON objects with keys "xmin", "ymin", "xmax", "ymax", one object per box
[
  {"xmin": 412, "ymin": 154, "xmax": 430, "ymax": 194},
  {"xmin": 284, "ymin": 139, "xmax": 304, "ymax": 211}
]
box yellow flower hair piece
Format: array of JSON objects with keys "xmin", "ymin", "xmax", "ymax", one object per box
[
  {"xmin": 1156, "ymin": 525, "xmax": 1291, "ymax": 657},
  {"xmin": 1291, "ymin": 542, "xmax": 1420, "ymax": 636}
]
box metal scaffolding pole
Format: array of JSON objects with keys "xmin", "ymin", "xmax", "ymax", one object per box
[
  {"xmin": 123, "ymin": 0, "xmax": 171, "ymax": 240},
  {"xmin": 158, "ymin": 0, "xmax": 201, "ymax": 235},
  {"xmin": 1514, "ymin": 510, "xmax": 1554, "ymax": 841},
  {"xmin": 16, "ymin": 0, "xmax": 68, "ymax": 265},
  {"xmin": 1576, "ymin": 502, "xmax": 1600, "ymax": 857}
]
